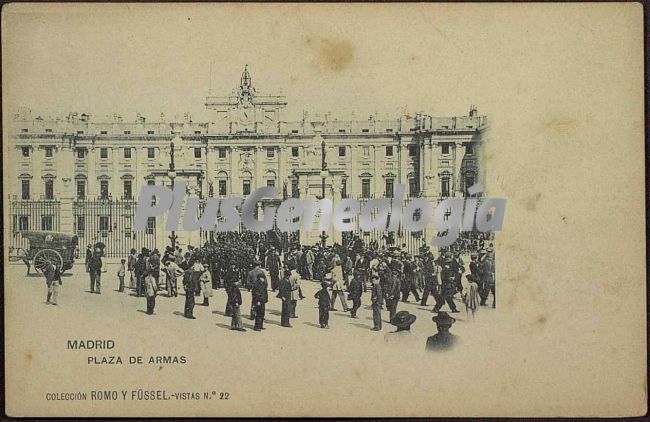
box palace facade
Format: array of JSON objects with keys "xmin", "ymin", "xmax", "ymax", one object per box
[{"xmin": 7, "ymin": 67, "xmax": 489, "ymax": 255}]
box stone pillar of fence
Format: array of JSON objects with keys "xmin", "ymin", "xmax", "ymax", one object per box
[{"xmin": 58, "ymin": 139, "xmax": 76, "ymax": 233}]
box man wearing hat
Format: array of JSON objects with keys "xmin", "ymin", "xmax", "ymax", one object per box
[
  {"xmin": 348, "ymin": 271, "xmax": 363, "ymax": 319},
  {"xmin": 314, "ymin": 278, "xmax": 331, "ymax": 328},
  {"xmin": 426, "ymin": 311, "xmax": 457, "ymax": 351},
  {"xmin": 267, "ymin": 246, "xmax": 281, "ymax": 291},
  {"xmin": 277, "ymin": 269, "xmax": 293, "ymax": 327},
  {"xmin": 246, "ymin": 259, "xmax": 266, "ymax": 318},
  {"xmin": 251, "ymin": 274, "xmax": 268, "ymax": 331},
  {"xmin": 384, "ymin": 311, "xmax": 419, "ymax": 347},
  {"xmin": 304, "ymin": 246, "xmax": 315, "ymax": 280},
  {"xmin": 432, "ymin": 256, "xmax": 460, "ymax": 314},
  {"xmin": 370, "ymin": 274, "xmax": 383, "ymax": 331},
  {"xmin": 389, "ymin": 311, "xmax": 416, "ymax": 333},
  {"xmin": 384, "ymin": 267, "xmax": 401, "ymax": 321},
  {"xmin": 164, "ymin": 256, "xmax": 184, "ymax": 297}
]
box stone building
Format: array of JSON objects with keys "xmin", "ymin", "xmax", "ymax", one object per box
[{"xmin": 7, "ymin": 66, "xmax": 489, "ymax": 255}]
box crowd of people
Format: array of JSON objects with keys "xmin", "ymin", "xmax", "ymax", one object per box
[{"xmin": 42, "ymin": 231, "xmax": 496, "ymax": 348}]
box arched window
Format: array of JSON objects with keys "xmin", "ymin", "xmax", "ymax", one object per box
[
  {"xmin": 241, "ymin": 171, "xmax": 252, "ymax": 195},
  {"xmin": 217, "ymin": 171, "xmax": 229, "ymax": 196}
]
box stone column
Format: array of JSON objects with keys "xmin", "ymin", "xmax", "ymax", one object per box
[
  {"xmin": 32, "ymin": 145, "xmax": 42, "ymax": 197},
  {"xmin": 58, "ymin": 139, "xmax": 75, "ymax": 233},
  {"xmin": 453, "ymin": 142, "xmax": 464, "ymax": 195},
  {"xmin": 420, "ymin": 137, "xmax": 428, "ymax": 197},
  {"xmin": 87, "ymin": 147, "xmax": 97, "ymax": 198},
  {"xmin": 373, "ymin": 145, "xmax": 381, "ymax": 197},
  {"xmin": 278, "ymin": 145, "xmax": 287, "ymax": 196},
  {"xmin": 205, "ymin": 144, "xmax": 212, "ymax": 195},
  {"xmin": 230, "ymin": 146, "xmax": 240, "ymax": 195},
  {"xmin": 255, "ymin": 145, "xmax": 263, "ymax": 190},
  {"xmin": 111, "ymin": 146, "xmax": 120, "ymax": 199}
]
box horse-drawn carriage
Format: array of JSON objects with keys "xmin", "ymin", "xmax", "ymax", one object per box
[{"xmin": 9, "ymin": 231, "xmax": 78, "ymax": 274}]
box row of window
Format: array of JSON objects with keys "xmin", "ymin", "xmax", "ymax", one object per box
[
  {"xmin": 21, "ymin": 177, "xmax": 426, "ymax": 201},
  {"xmin": 15, "ymin": 215, "xmax": 156, "ymax": 235},
  {"xmin": 21, "ymin": 143, "xmax": 474, "ymax": 160}
]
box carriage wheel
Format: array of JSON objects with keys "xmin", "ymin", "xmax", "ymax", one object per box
[{"xmin": 33, "ymin": 249, "xmax": 63, "ymax": 273}]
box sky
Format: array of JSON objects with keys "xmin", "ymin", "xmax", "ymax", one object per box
[{"xmin": 3, "ymin": 3, "xmax": 501, "ymax": 122}]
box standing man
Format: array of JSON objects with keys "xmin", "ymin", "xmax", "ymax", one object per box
[
  {"xmin": 353, "ymin": 253, "xmax": 370, "ymax": 292},
  {"xmin": 420, "ymin": 252, "xmax": 440, "ymax": 306},
  {"xmin": 348, "ymin": 273, "xmax": 363, "ymax": 319},
  {"xmin": 251, "ymin": 274, "xmax": 268, "ymax": 331},
  {"xmin": 88, "ymin": 251, "xmax": 103, "ymax": 294},
  {"xmin": 370, "ymin": 274, "xmax": 383, "ymax": 331},
  {"xmin": 304, "ymin": 247, "xmax": 315, "ymax": 280},
  {"xmin": 85, "ymin": 244, "xmax": 93, "ymax": 274},
  {"xmin": 227, "ymin": 281, "xmax": 246, "ymax": 332},
  {"xmin": 330, "ymin": 259, "xmax": 349, "ymax": 312},
  {"xmin": 432, "ymin": 267, "xmax": 460, "ymax": 314},
  {"xmin": 148, "ymin": 249, "xmax": 161, "ymax": 289},
  {"xmin": 144, "ymin": 270, "xmax": 158, "ymax": 315},
  {"xmin": 182, "ymin": 265, "xmax": 198, "ymax": 319},
  {"xmin": 246, "ymin": 259, "xmax": 265, "ymax": 319},
  {"xmin": 117, "ymin": 259, "xmax": 126, "ymax": 292},
  {"xmin": 43, "ymin": 262, "xmax": 62, "ymax": 305},
  {"xmin": 342, "ymin": 254, "xmax": 353, "ymax": 288},
  {"xmin": 127, "ymin": 248, "xmax": 137, "ymax": 290},
  {"xmin": 164, "ymin": 257, "xmax": 184, "ymax": 297},
  {"xmin": 277, "ymin": 269, "xmax": 293, "ymax": 328},
  {"xmin": 200, "ymin": 264, "xmax": 213, "ymax": 306},
  {"xmin": 384, "ymin": 267, "xmax": 401, "ymax": 321},
  {"xmin": 289, "ymin": 267, "xmax": 302, "ymax": 318},
  {"xmin": 314, "ymin": 279, "xmax": 331, "ymax": 329},
  {"xmin": 267, "ymin": 247, "xmax": 281, "ymax": 291}
]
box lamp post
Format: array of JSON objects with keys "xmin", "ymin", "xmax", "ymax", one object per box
[
  {"xmin": 319, "ymin": 138, "xmax": 328, "ymax": 249},
  {"xmin": 168, "ymin": 140, "xmax": 177, "ymax": 250}
]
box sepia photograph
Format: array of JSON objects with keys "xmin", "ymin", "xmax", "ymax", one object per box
[{"xmin": 2, "ymin": 3, "xmax": 645, "ymax": 417}]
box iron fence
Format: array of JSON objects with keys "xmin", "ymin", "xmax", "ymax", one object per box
[
  {"xmin": 9, "ymin": 197, "xmax": 61, "ymax": 251},
  {"xmin": 72, "ymin": 198, "xmax": 157, "ymax": 258}
]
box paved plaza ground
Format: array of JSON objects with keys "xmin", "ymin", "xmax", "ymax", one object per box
[{"xmin": 5, "ymin": 260, "xmax": 498, "ymax": 416}]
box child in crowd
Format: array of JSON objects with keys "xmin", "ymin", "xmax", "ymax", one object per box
[{"xmin": 117, "ymin": 259, "xmax": 126, "ymax": 292}]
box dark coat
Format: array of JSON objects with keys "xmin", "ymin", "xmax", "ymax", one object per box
[
  {"xmin": 227, "ymin": 285, "xmax": 243, "ymax": 306},
  {"xmin": 251, "ymin": 277, "xmax": 268, "ymax": 304},
  {"xmin": 183, "ymin": 269, "xmax": 200, "ymax": 293},
  {"xmin": 348, "ymin": 278, "xmax": 363, "ymax": 300},
  {"xmin": 314, "ymin": 288, "xmax": 331, "ymax": 309},
  {"xmin": 276, "ymin": 276, "xmax": 292, "ymax": 301},
  {"xmin": 385, "ymin": 273, "xmax": 401, "ymax": 300},
  {"xmin": 88, "ymin": 254, "xmax": 103, "ymax": 272},
  {"xmin": 371, "ymin": 282, "xmax": 383, "ymax": 306}
]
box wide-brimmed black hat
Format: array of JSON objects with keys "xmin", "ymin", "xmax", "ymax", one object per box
[
  {"xmin": 390, "ymin": 311, "xmax": 416, "ymax": 328},
  {"xmin": 432, "ymin": 311, "xmax": 456, "ymax": 326}
]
